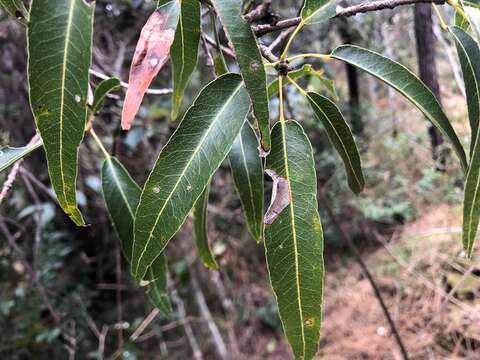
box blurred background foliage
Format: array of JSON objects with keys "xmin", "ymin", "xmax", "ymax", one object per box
[{"xmin": 1, "ymin": 0, "xmax": 479, "ymax": 359}]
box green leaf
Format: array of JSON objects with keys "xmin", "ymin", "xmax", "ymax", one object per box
[
  {"xmin": 331, "ymin": 45, "xmax": 468, "ymax": 172},
  {"xmin": 171, "ymin": 0, "xmax": 200, "ymax": 120},
  {"xmin": 102, "ymin": 157, "xmax": 140, "ymax": 262},
  {"xmin": 0, "ymin": 141, "xmax": 43, "ymax": 173},
  {"xmin": 450, "ymin": 26, "xmax": 480, "ymax": 157},
  {"xmin": 28, "ymin": 0, "xmax": 95, "ymax": 226},
  {"xmin": 132, "ymin": 73, "xmax": 250, "ymax": 281},
  {"xmin": 229, "ymin": 123, "xmax": 264, "ymax": 241},
  {"xmin": 0, "ymin": 0, "xmax": 29, "ymax": 25},
  {"xmin": 101, "ymin": 156, "xmax": 171, "ymax": 314},
  {"xmin": 306, "ymin": 92, "xmax": 364, "ymax": 194},
  {"xmin": 146, "ymin": 253, "xmax": 172, "ymax": 314},
  {"xmin": 92, "ymin": 78, "xmax": 121, "ymax": 115},
  {"xmin": 449, "ymin": 27, "xmax": 480, "ymax": 255},
  {"xmin": 301, "ymin": 0, "xmax": 337, "ymax": 25},
  {"xmin": 193, "ymin": 184, "xmax": 219, "ymax": 270},
  {"xmin": 213, "ymin": 0, "xmax": 271, "ymax": 150},
  {"xmin": 455, "ymin": 10, "xmax": 470, "ymax": 31},
  {"xmin": 214, "ymin": 54, "xmax": 228, "ymax": 76},
  {"xmin": 264, "ymin": 120, "xmax": 324, "ymax": 360}
]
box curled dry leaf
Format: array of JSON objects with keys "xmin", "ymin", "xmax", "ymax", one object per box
[
  {"xmin": 264, "ymin": 169, "xmax": 291, "ymax": 224},
  {"xmin": 121, "ymin": 4, "xmax": 179, "ymax": 130}
]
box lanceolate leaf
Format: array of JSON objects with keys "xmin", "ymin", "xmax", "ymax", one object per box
[
  {"xmin": 455, "ymin": 11, "xmax": 470, "ymax": 31},
  {"xmin": 449, "ymin": 27, "xmax": 480, "ymax": 256},
  {"xmin": 193, "ymin": 184, "xmax": 219, "ymax": 270},
  {"xmin": 132, "ymin": 74, "xmax": 250, "ymax": 281},
  {"xmin": 265, "ymin": 120, "xmax": 324, "ymax": 360},
  {"xmin": 146, "ymin": 253, "xmax": 172, "ymax": 314},
  {"xmin": 306, "ymin": 92, "xmax": 365, "ymax": 194},
  {"xmin": 229, "ymin": 123, "xmax": 264, "ymax": 242},
  {"xmin": 301, "ymin": 0, "xmax": 337, "ymax": 25},
  {"xmin": 171, "ymin": 0, "xmax": 200, "ymax": 120},
  {"xmin": 331, "ymin": 45, "xmax": 468, "ymax": 172},
  {"xmin": 92, "ymin": 78, "xmax": 121, "ymax": 114},
  {"xmin": 0, "ymin": 0, "xmax": 29, "ymax": 25},
  {"xmin": 0, "ymin": 141, "xmax": 42, "ymax": 173},
  {"xmin": 28, "ymin": 0, "xmax": 95, "ymax": 226},
  {"xmin": 450, "ymin": 26, "xmax": 480, "ymax": 157},
  {"xmin": 213, "ymin": 0, "xmax": 271, "ymax": 151},
  {"xmin": 101, "ymin": 156, "xmax": 171, "ymax": 314},
  {"xmin": 121, "ymin": 2, "xmax": 180, "ymax": 130}
]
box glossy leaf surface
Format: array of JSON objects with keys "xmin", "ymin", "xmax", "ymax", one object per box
[
  {"xmin": 121, "ymin": 2, "xmax": 180, "ymax": 130},
  {"xmin": 229, "ymin": 123, "xmax": 264, "ymax": 242},
  {"xmin": 92, "ymin": 78, "xmax": 121, "ymax": 114},
  {"xmin": 171, "ymin": 0, "xmax": 200, "ymax": 120},
  {"xmin": 265, "ymin": 120, "xmax": 324, "ymax": 360},
  {"xmin": 214, "ymin": 0, "xmax": 271, "ymax": 150},
  {"xmin": 301, "ymin": 0, "xmax": 336, "ymax": 25},
  {"xmin": 0, "ymin": 141, "xmax": 43, "ymax": 173},
  {"xmin": 0, "ymin": 0, "xmax": 28, "ymax": 24},
  {"xmin": 102, "ymin": 156, "xmax": 171, "ymax": 314},
  {"xmin": 28, "ymin": 0, "xmax": 95, "ymax": 226},
  {"xmin": 449, "ymin": 27, "xmax": 480, "ymax": 256},
  {"xmin": 193, "ymin": 185, "xmax": 219, "ymax": 269},
  {"xmin": 331, "ymin": 45, "xmax": 468, "ymax": 172},
  {"xmin": 132, "ymin": 74, "xmax": 250, "ymax": 281},
  {"xmin": 306, "ymin": 92, "xmax": 364, "ymax": 194}
]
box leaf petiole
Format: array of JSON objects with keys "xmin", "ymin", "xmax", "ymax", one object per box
[
  {"xmin": 287, "ymin": 53, "xmax": 332, "ymax": 63},
  {"xmin": 286, "ymin": 75, "xmax": 308, "ymax": 97},
  {"xmin": 432, "ymin": 4, "xmax": 449, "ymax": 31},
  {"xmin": 280, "ymin": 20, "xmax": 305, "ymax": 60},
  {"xmin": 89, "ymin": 128, "xmax": 111, "ymax": 159}
]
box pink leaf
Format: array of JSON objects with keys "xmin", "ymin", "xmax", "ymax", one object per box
[{"xmin": 121, "ymin": 8, "xmax": 178, "ymax": 130}]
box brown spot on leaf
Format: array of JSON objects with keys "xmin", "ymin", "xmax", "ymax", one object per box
[
  {"xmin": 250, "ymin": 61, "xmax": 259, "ymax": 72},
  {"xmin": 264, "ymin": 169, "xmax": 291, "ymax": 224},
  {"xmin": 121, "ymin": 10, "xmax": 176, "ymax": 130}
]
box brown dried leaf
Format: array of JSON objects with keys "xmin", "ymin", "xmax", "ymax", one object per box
[
  {"xmin": 121, "ymin": 7, "xmax": 178, "ymax": 130},
  {"xmin": 264, "ymin": 169, "xmax": 291, "ymax": 225}
]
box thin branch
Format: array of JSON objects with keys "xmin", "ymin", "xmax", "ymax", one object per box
[
  {"xmin": 253, "ymin": 0, "xmax": 445, "ymax": 36},
  {"xmin": 89, "ymin": 69, "xmax": 172, "ymax": 95}
]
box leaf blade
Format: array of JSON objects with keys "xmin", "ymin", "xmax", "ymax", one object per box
[
  {"xmin": 213, "ymin": 0, "xmax": 271, "ymax": 150},
  {"xmin": 264, "ymin": 120, "xmax": 324, "ymax": 360},
  {"xmin": 92, "ymin": 78, "xmax": 121, "ymax": 115},
  {"xmin": 0, "ymin": 141, "xmax": 43, "ymax": 173},
  {"xmin": 101, "ymin": 156, "xmax": 171, "ymax": 314},
  {"xmin": 306, "ymin": 91, "xmax": 365, "ymax": 194},
  {"xmin": 171, "ymin": 0, "xmax": 200, "ymax": 120},
  {"xmin": 449, "ymin": 26, "xmax": 480, "ymax": 255},
  {"xmin": 132, "ymin": 73, "xmax": 250, "ymax": 281},
  {"xmin": 28, "ymin": 0, "xmax": 95, "ymax": 226},
  {"xmin": 0, "ymin": 0, "xmax": 29, "ymax": 24},
  {"xmin": 228, "ymin": 123, "xmax": 264, "ymax": 241},
  {"xmin": 193, "ymin": 184, "xmax": 219, "ymax": 270},
  {"xmin": 331, "ymin": 44, "xmax": 468, "ymax": 172},
  {"xmin": 301, "ymin": 0, "xmax": 337, "ymax": 25}
]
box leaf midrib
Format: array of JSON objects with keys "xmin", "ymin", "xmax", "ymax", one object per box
[
  {"xmin": 280, "ymin": 120, "xmax": 306, "ymax": 357},
  {"xmin": 59, "ymin": 0, "xmax": 76, "ymax": 207},
  {"xmin": 133, "ymin": 80, "xmax": 244, "ymax": 277}
]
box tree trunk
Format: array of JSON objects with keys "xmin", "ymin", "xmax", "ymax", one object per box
[{"xmin": 414, "ymin": 4, "xmax": 445, "ymax": 167}]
